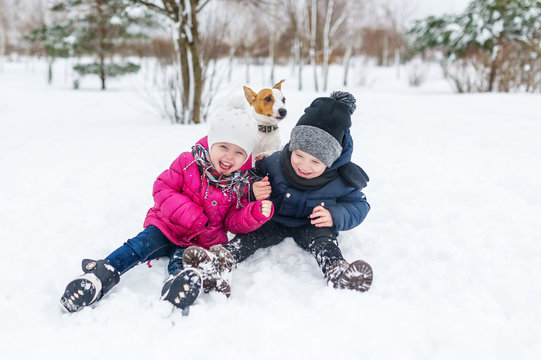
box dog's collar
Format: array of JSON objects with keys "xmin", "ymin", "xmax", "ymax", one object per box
[{"xmin": 258, "ymin": 125, "xmax": 279, "ymax": 133}]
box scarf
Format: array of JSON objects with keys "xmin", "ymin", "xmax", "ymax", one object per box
[
  {"xmin": 188, "ymin": 144, "xmax": 253, "ymax": 208},
  {"xmin": 280, "ymin": 143, "xmax": 338, "ymax": 191}
]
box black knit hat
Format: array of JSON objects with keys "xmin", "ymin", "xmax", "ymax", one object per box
[{"xmin": 290, "ymin": 91, "xmax": 356, "ymax": 167}]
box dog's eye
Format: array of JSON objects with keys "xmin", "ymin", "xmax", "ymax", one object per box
[
  {"xmin": 265, "ymin": 96, "xmax": 272, "ymax": 102},
  {"xmin": 282, "ymin": 97, "xmax": 286, "ymax": 103}
]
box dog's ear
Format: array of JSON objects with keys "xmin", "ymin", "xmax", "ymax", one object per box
[
  {"xmin": 273, "ymin": 79, "xmax": 285, "ymax": 91},
  {"xmin": 243, "ymin": 86, "xmax": 257, "ymax": 105}
]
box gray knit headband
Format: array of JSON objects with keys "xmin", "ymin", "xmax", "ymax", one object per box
[{"xmin": 289, "ymin": 125, "xmax": 342, "ymax": 167}]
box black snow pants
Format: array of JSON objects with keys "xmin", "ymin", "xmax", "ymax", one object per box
[{"xmin": 223, "ymin": 221, "xmax": 344, "ymax": 275}]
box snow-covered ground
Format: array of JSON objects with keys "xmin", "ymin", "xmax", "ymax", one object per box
[{"xmin": 1, "ymin": 59, "xmax": 540, "ymax": 359}]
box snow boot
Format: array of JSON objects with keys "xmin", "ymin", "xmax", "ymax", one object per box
[
  {"xmin": 161, "ymin": 268, "xmax": 203, "ymax": 310},
  {"xmin": 60, "ymin": 259, "xmax": 120, "ymax": 312},
  {"xmin": 326, "ymin": 259, "xmax": 373, "ymax": 292},
  {"xmin": 182, "ymin": 245, "xmax": 235, "ymax": 297}
]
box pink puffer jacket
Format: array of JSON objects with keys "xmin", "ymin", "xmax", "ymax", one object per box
[{"xmin": 144, "ymin": 137, "xmax": 272, "ymax": 249}]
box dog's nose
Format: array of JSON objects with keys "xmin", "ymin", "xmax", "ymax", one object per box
[{"xmin": 278, "ymin": 108, "xmax": 287, "ymax": 118}]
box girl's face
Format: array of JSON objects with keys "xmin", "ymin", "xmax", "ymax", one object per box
[
  {"xmin": 210, "ymin": 142, "xmax": 248, "ymax": 175},
  {"xmin": 290, "ymin": 149, "xmax": 326, "ymax": 179}
]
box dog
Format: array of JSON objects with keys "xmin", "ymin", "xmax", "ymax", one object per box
[{"xmin": 243, "ymin": 79, "xmax": 287, "ymax": 160}]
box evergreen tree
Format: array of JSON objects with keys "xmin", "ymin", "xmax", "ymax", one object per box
[
  {"xmin": 408, "ymin": 0, "xmax": 541, "ymax": 92},
  {"xmin": 51, "ymin": 0, "xmax": 155, "ymax": 89},
  {"xmin": 27, "ymin": 23, "xmax": 73, "ymax": 84}
]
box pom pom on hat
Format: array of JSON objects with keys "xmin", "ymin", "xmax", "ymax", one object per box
[{"xmin": 330, "ymin": 91, "xmax": 356, "ymax": 115}]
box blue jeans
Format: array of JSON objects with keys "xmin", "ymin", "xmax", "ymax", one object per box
[{"xmin": 105, "ymin": 226, "xmax": 186, "ymax": 276}]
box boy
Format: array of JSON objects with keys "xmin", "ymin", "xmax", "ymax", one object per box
[{"xmin": 182, "ymin": 92, "xmax": 372, "ymax": 294}]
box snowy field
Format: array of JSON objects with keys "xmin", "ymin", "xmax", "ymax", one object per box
[{"xmin": 1, "ymin": 59, "xmax": 540, "ymax": 359}]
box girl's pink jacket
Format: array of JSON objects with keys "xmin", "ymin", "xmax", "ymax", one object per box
[{"xmin": 144, "ymin": 137, "xmax": 272, "ymax": 249}]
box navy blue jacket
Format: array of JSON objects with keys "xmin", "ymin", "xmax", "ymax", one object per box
[{"xmin": 256, "ymin": 132, "xmax": 370, "ymax": 232}]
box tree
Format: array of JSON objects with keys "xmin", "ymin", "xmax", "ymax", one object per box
[
  {"xmin": 0, "ymin": 0, "xmax": 7, "ymax": 71},
  {"xmin": 341, "ymin": 1, "xmax": 366, "ymax": 86},
  {"xmin": 286, "ymin": 0, "xmax": 308, "ymax": 90},
  {"xmin": 307, "ymin": 0, "xmax": 318, "ymax": 91},
  {"xmin": 51, "ymin": 0, "xmax": 153, "ymax": 90},
  {"xmin": 26, "ymin": 23, "xmax": 72, "ymax": 83},
  {"xmin": 409, "ymin": 0, "xmax": 541, "ymax": 92},
  {"xmin": 321, "ymin": 0, "xmax": 349, "ymax": 91},
  {"xmin": 132, "ymin": 0, "xmax": 211, "ymax": 124},
  {"xmin": 288, "ymin": 0, "xmax": 357, "ymax": 92},
  {"xmin": 380, "ymin": 0, "xmax": 415, "ymax": 79}
]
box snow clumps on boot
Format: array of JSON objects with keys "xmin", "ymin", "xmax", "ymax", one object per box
[
  {"xmin": 326, "ymin": 259, "xmax": 373, "ymax": 292},
  {"xmin": 182, "ymin": 245, "xmax": 236, "ymax": 297},
  {"xmin": 60, "ymin": 259, "xmax": 120, "ymax": 312}
]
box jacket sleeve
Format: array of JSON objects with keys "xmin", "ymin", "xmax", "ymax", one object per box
[
  {"xmin": 254, "ymin": 153, "xmax": 275, "ymax": 176},
  {"xmin": 152, "ymin": 154, "xmax": 208, "ymax": 230},
  {"xmin": 224, "ymin": 200, "xmax": 274, "ymax": 234},
  {"xmin": 327, "ymin": 190, "xmax": 370, "ymax": 232}
]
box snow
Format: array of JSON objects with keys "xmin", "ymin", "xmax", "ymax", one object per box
[{"xmin": 1, "ymin": 58, "xmax": 541, "ymax": 359}]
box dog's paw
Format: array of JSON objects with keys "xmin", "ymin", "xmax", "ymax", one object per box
[{"xmin": 255, "ymin": 152, "xmax": 271, "ymax": 161}]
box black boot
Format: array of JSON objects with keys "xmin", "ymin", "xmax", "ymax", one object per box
[
  {"xmin": 60, "ymin": 259, "xmax": 120, "ymax": 313},
  {"xmin": 161, "ymin": 268, "xmax": 203, "ymax": 310},
  {"xmin": 182, "ymin": 245, "xmax": 235, "ymax": 297},
  {"xmin": 326, "ymin": 259, "xmax": 373, "ymax": 292}
]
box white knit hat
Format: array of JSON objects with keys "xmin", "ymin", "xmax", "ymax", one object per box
[{"xmin": 207, "ymin": 108, "xmax": 257, "ymax": 162}]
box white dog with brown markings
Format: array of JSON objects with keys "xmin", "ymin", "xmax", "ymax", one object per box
[{"xmin": 243, "ymin": 79, "xmax": 287, "ymax": 160}]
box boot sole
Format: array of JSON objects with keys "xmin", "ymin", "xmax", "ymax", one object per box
[
  {"xmin": 338, "ymin": 260, "xmax": 373, "ymax": 292},
  {"xmin": 60, "ymin": 278, "xmax": 97, "ymax": 313},
  {"xmin": 183, "ymin": 246, "xmax": 232, "ymax": 297},
  {"xmin": 182, "ymin": 246, "xmax": 211, "ymax": 269},
  {"xmin": 162, "ymin": 269, "xmax": 203, "ymax": 310},
  {"xmin": 183, "ymin": 246, "xmax": 215, "ymax": 293}
]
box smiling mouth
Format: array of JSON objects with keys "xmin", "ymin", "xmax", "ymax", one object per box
[
  {"xmin": 219, "ymin": 160, "xmax": 233, "ymax": 172},
  {"xmin": 273, "ymin": 116, "xmax": 284, "ymax": 121},
  {"xmin": 297, "ymin": 168, "xmax": 312, "ymax": 177}
]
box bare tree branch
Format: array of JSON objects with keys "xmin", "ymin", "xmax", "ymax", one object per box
[{"xmin": 131, "ymin": 0, "xmax": 175, "ymax": 20}]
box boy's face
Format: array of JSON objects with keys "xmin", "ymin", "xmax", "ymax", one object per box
[
  {"xmin": 290, "ymin": 149, "xmax": 326, "ymax": 179},
  {"xmin": 210, "ymin": 142, "xmax": 248, "ymax": 175}
]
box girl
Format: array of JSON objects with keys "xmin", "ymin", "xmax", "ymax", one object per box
[{"xmin": 60, "ymin": 110, "xmax": 274, "ymax": 312}]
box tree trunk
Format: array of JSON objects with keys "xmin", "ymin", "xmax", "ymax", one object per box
[
  {"xmin": 48, "ymin": 57, "xmax": 54, "ymax": 84},
  {"xmin": 298, "ymin": 59, "xmax": 303, "ymax": 91},
  {"xmin": 343, "ymin": 45, "xmax": 351, "ymax": 86},
  {"xmin": 269, "ymin": 36, "xmax": 275, "ymax": 85},
  {"xmin": 290, "ymin": 37, "xmax": 298, "ymax": 77},
  {"xmin": 382, "ymin": 35, "xmax": 389, "ymax": 67},
  {"xmin": 269, "ymin": 1, "xmax": 277, "ymax": 84},
  {"xmin": 99, "ymin": 53, "xmax": 106, "ymax": 90},
  {"xmin": 0, "ymin": 0, "xmax": 6, "ymax": 72},
  {"xmin": 487, "ymin": 46, "xmax": 501, "ymax": 92},
  {"xmin": 295, "ymin": 32, "xmax": 303, "ymax": 90},
  {"xmin": 189, "ymin": 0, "xmax": 203, "ymax": 124},
  {"xmin": 245, "ymin": 50, "xmax": 250, "ymax": 83},
  {"xmin": 322, "ymin": 0, "xmax": 334, "ymax": 92},
  {"xmin": 227, "ymin": 46, "xmax": 235, "ymax": 82},
  {"xmin": 132, "ymin": 0, "xmax": 207, "ymax": 124},
  {"xmin": 309, "ymin": 0, "xmax": 318, "ymax": 92},
  {"xmin": 178, "ymin": 35, "xmax": 190, "ymax": 120},
  {"xmin": 192, "ymin": 50, "xmax": 203, "ymax": 125},
  {"xmin": 395, "ymin": 48, "xmax": 400, "ymax": 80},
  {"xmin": 96, "ymin": 0, "xmax": 106, "ymax": 90},
  {"xmin": 487, "ymin": 60, "xmax": 497, "ymax": 92}
]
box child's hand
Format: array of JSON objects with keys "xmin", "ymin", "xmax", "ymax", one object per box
[
  {"xmin": 310, "ymin": 206, "xmax": 333, "ymax": 227},
  {"xmin": 260, "ymin": 200, "xmax": 273, "ymax": 217},
  {"xmin": 253, "ymin": 176, "xmax": 272, "ymax": 200}
]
